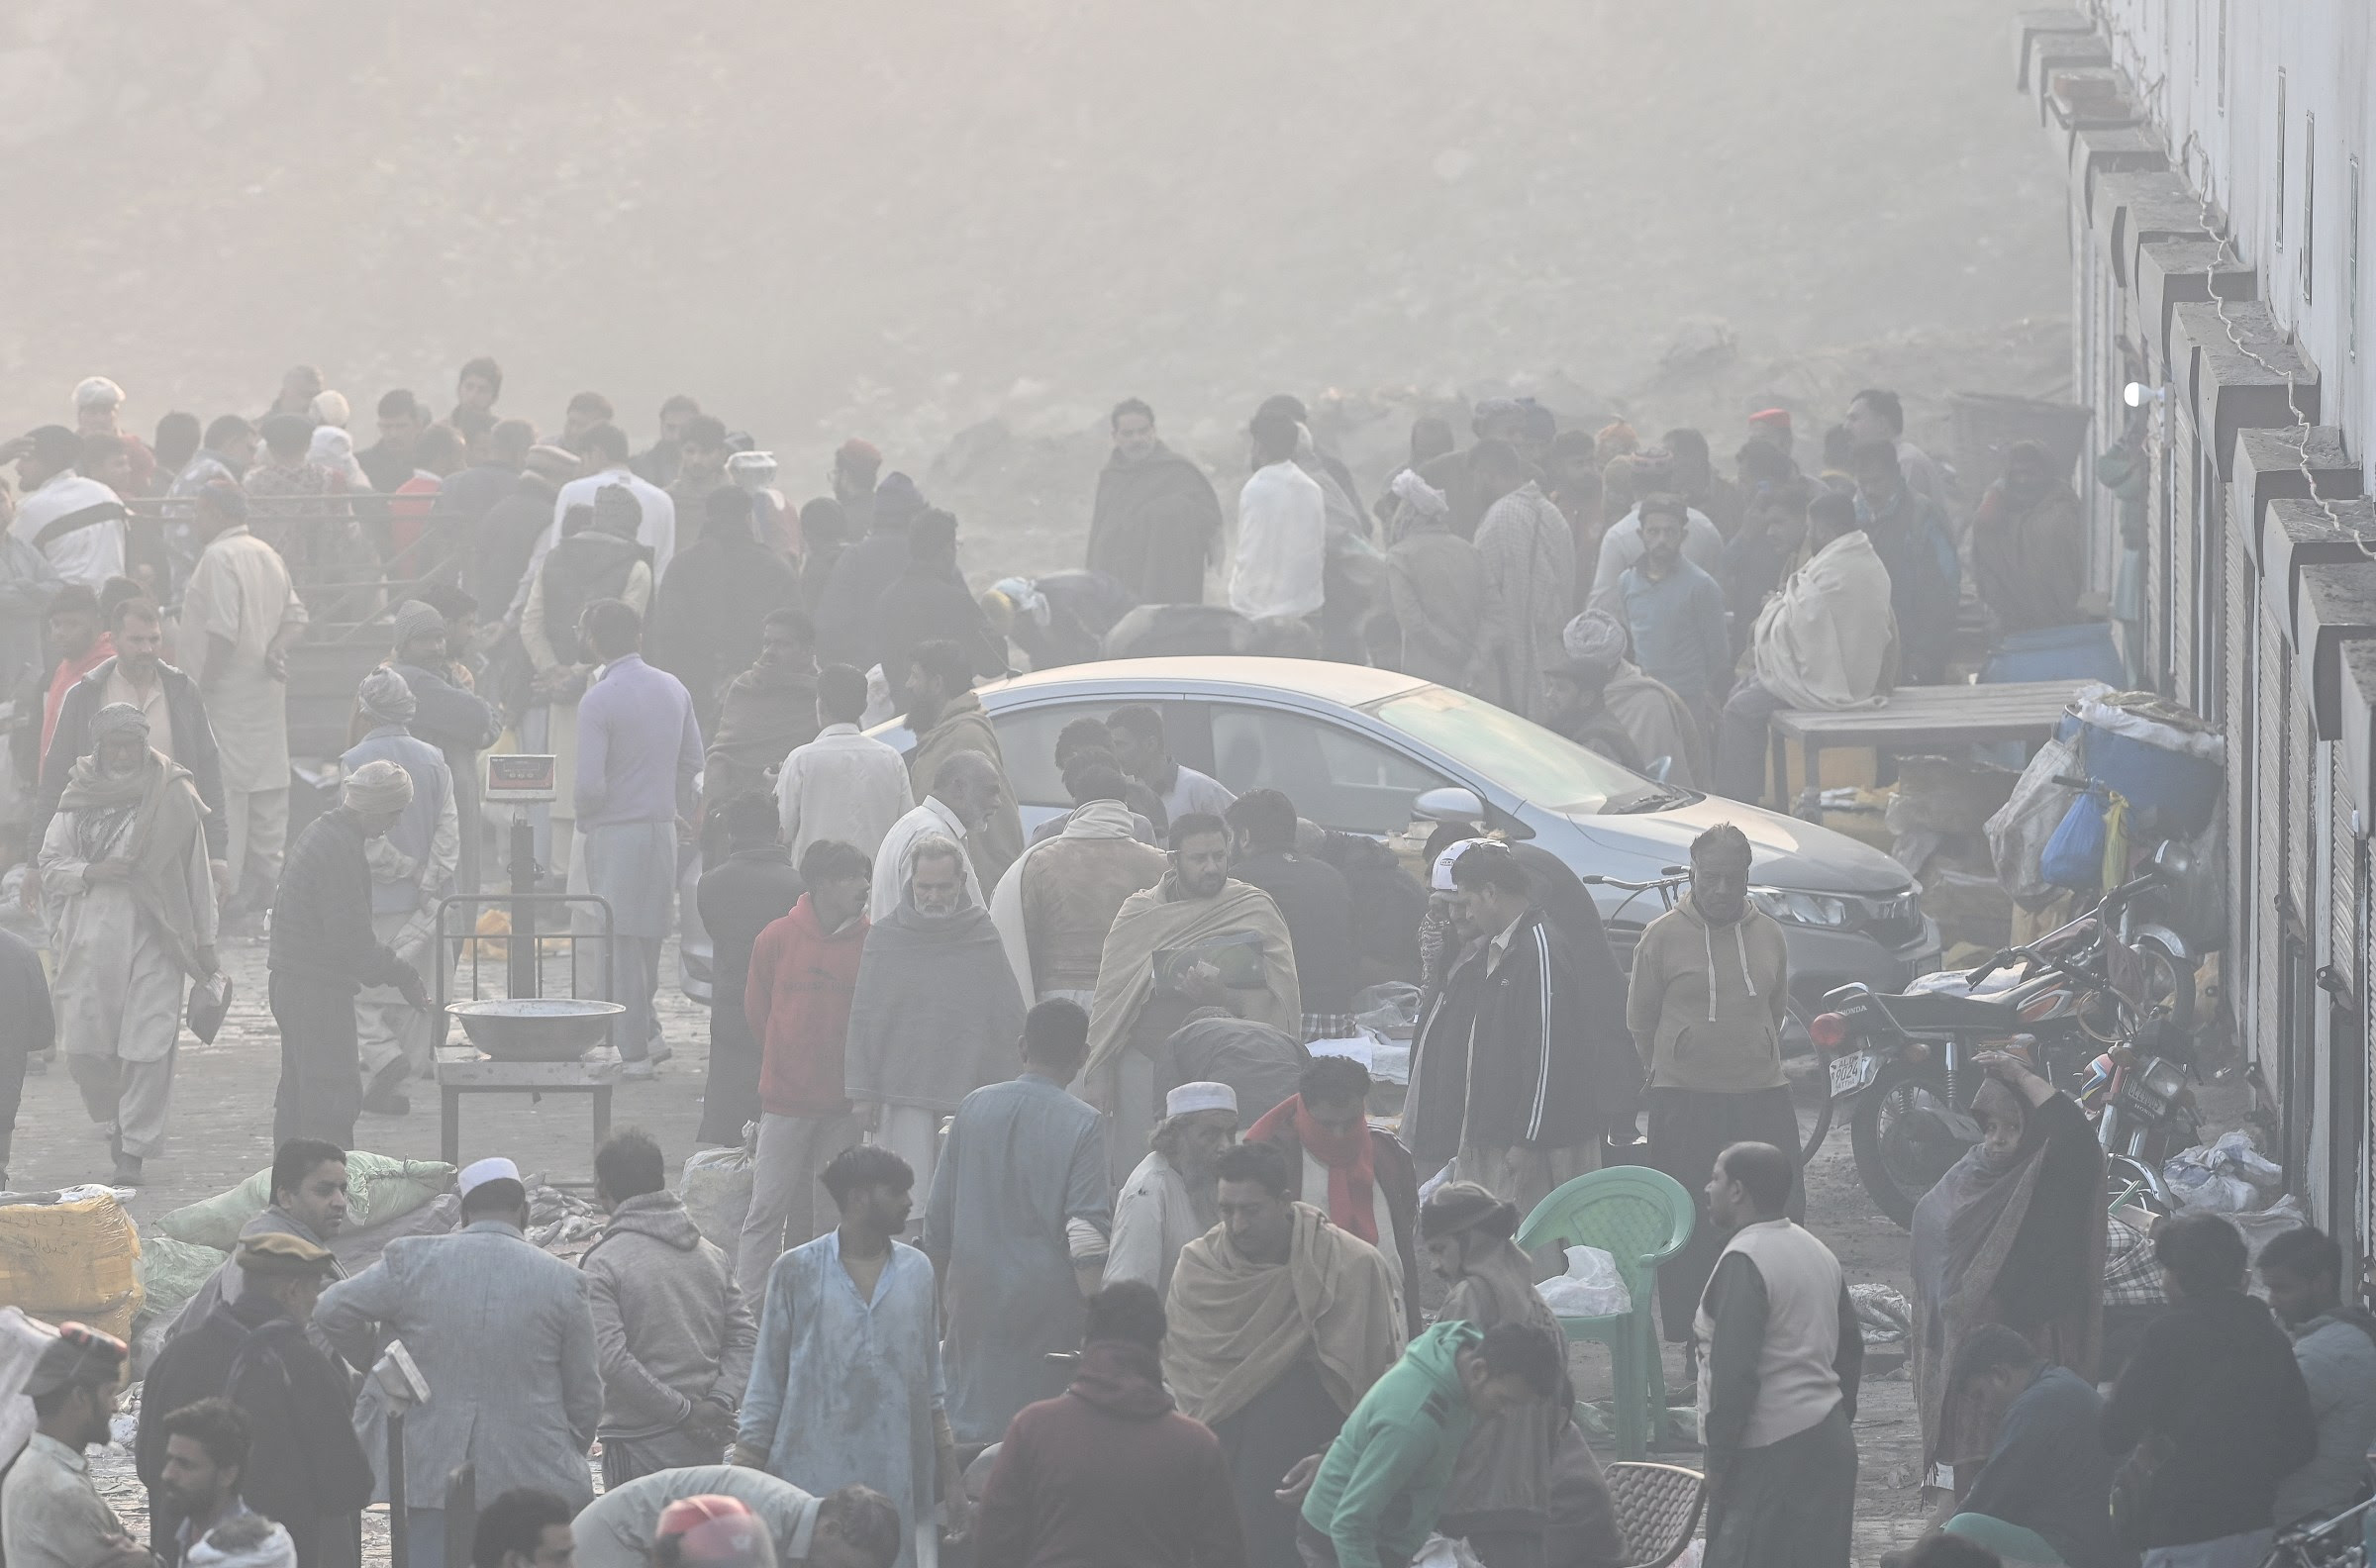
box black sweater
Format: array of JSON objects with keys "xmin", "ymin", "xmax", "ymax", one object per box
[
  {"xmin": 2101, "ymin": 1287, "xmax": 2317, "ymax": 1547},
  {"xmin": 267, "ymin": 807, "xmax": 412, "ymax": 993}
]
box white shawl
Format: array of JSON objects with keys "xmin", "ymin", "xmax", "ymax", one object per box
[
  {"xmin": 988, "ymin": 798, "xmax": 1140, "ymax": 999},
  {"xmin": 1751, "ymin": 529, "xmax": 1898, "ymax": 711}
]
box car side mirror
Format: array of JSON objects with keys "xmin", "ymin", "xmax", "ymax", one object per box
[{"xmin": 1413, "ymin": 786, "xmax": 1485, "ymax": 823}]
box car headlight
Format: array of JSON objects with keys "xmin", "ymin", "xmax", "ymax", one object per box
[{"xmin": 1750, "ymin": 886, "xmax": 1857, "ymax": 930}]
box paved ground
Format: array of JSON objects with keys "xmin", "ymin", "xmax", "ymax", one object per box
[{"xmin": 9, "ymin": 908, "xmax": 1936, "ymax": 1564}]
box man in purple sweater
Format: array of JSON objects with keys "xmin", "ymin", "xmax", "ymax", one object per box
[{"xmin": 574, "ymin": 598, "xmax": 703, "ymax": 1076}]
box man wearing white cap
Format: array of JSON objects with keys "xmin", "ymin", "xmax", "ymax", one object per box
[
  {"xmin": 1106, "ymin": 1081, "xmax": 1238, "ymax": 1298},
  {"xmin": 265, "ymin": 759, "xmax": 430, "ymax": 1148},
  {"xmin": 72, "ymin": 377, "xmax": 157, "ymax": 495},
  {"xmin": 317, "ymin": 1155, "xmax": 604, "ymax": 1568}
]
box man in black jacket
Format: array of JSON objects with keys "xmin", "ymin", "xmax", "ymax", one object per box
[
  {"xmin": 694, "ymin": 794, "xmax": 806, "ymax": 1146},
  {"xmin": 267, "ymin": 760, "xmax": 429, "ymax": 1146},
  {"xmin": 0, "ymin": 925, "xmax": 50, "ymax": 1189},
  {"xmin": 2103, "ymin": 1213, "xmax": 2317, "ymax": 1564},
  {"xmin": 1440, "ymin": 839, "xmax": 1610, "ymax": 1217},
  {"xmin": 37, "ymin": 594, "xmax": 228, "ymax": 884},
  {"xmin": 140, "ymin": 1232, "xmax": 372, "ymax": 1568},
  {"xmin": 647, "ymin": 487, "xmax": 802, "ymax": 736},
  {"xmin": 1223, "ymin": 789, "xmax": 1358, "ymax": 1040},
  {"xmin": 871, "ymin": 508, "xmax": 1004, "ymax": 713}
]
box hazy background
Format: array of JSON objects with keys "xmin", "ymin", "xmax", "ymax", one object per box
[{"xmin": 0, "ymin": 0, "xmax": 2074, "ymax": 569}]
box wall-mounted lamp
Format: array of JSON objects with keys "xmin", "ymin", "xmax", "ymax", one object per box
[{"xmin": 2123, "ymin": 381, "xmax": 2170, "ymax": 408}]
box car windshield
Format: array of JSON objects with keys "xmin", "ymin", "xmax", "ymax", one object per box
[{"xmin": 1368, "ymin": 684, "xmax": 1665, "ymax": 815}]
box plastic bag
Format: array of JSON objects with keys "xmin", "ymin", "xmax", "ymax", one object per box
[
  {"xmin": 154, "ymin": 1153, "xmax": 454, "ymax": 1251},
  {"xmin": 2039, "ymin": 792, "xmax": 2109, "ymax": 892},
  {"xmin": 1535, "ymin": 1245, "xmax": 1631, "ymax": 1318},
  {"xmin": 2164, "ymin": 1129, "xmax": 2285, "ymax": 1215},
  {"xmin": 0, "ymin": 1193, "xmax": 143, "ymax": 1343},
  {"xmin": 136, "ymin": 1236, "xmax": 229, "ymax": 1328},
  {"xmin": 1986, "ymin": 735, "xmax": 2085, "ymax": 908},
  {"xmin": 682, "ymin": 1136, "xmax": 755, "ymax": 1250},
  {"xmin": 1849, "ymin": 1282, "xmax": 1913, "ymax": 1345}
]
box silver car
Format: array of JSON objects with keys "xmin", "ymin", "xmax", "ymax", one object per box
[{"xmin": 878, "ymin": 657, "xmax": 1939, "ymax": 1019}]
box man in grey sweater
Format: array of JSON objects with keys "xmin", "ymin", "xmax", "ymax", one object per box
[
  {"xmin": 2259, "ymin": 1225, "xmax": 2376, "ymax": 1529},
  {"xmin": 580, "ymin": 1130, "xmax": 756, "ymax": 1485}
]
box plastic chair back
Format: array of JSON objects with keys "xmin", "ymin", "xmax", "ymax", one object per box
[
  {"xmin": 1606, "ymin": 1460, "xmax": 1707, "ymax": 1568},
  {"xmin": 1516, "ymin": 1165, "xmax": 1696, "ymax": 1315}
]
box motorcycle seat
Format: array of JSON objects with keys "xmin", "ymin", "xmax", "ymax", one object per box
[{"xmin": 1871, "ymin": 992, "xmax": 2024, "ymax": 1031}]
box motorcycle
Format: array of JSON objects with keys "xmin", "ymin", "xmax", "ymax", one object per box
[{"xmin": 1812, "ymin": 860, "xmax": 2191, "ymax": 1227}]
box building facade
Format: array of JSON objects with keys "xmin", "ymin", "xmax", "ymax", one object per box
[{"xmin": 2017, "ymin": 2, "xmax": 2376, "ymax": 1268}]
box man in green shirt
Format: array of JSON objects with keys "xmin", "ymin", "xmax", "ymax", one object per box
[{"xmin": 1296, "ymin": 1320, "xmax": 1561, "ymax": 1568}]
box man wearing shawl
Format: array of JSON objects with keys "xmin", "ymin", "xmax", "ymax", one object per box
[
  {"xmin": 1085, "ymin": 813, "xmax": 1300, "ymax": 1184},
  {"xmin": 1163, "ymin": 1139, "xmax": 1403, "ymax": 1568},
  {"xmin": 647, "ymin": 487, "xmax": 802, "ymax": 738},
  {"xmin": 1420, "ymin": 1183, "xmax": 1625, "ymax": 1568},
  {"xmin": 901, "ymin": 638, "xmax": 1026, "ymax": 892},
  {"xmin": 341, "ymin": 668, "xmax": 457, "ymax": 1114},
  {"xmin": 1087, "ymin": 399, "xmax": 1224, "ymax": 606},
  {"xmin": 844, "ymin": 836, "xmax": 1027, "ymax": 1205},
  {"xmin": 1470, "ymin": 440, "xmax": 1576, "ymax": 723},
  {"xmin": 1560, "ymin": 609, "xmax": 1708, "ymax": 787},
  {"xmin": 1247, "ymin": 1055, "xmax": 1423, "ymax": 1334},
  {"xmin": 183, "ymin": 482, "xmax": 306, "ymax": 917},
  {"xmin": 1713, "ymin": 489, "xmax": 1897, "ymax": 803},
  {"xmin": 39, "ymin": 702, "xmax": 220, "ymax": 1185},
  {"xmin": 269, "ymin": 760, "xmax": 427, "ymax": 1147},
  {"xmin": 700, "ymin": 609, "xmax": 819, "ymax": 864},
  {"xmin": 988, "ymin": 762, "xmax": 1165, "ymax": 1006},
  {"xmin": 924, "ymin": 1000, "xmax": 1113, "ymax": 1448},
  {"xmin": 1910, "ymin": 1051, "xmax": 2104, "ymax": 1495},
  {"xmin": 523, "ymin": 488, "xmax": 653, "ymax": 873},
  {"xmin": 1383, "ymin": 470, "xmax": 1481, "ymax": 687}
]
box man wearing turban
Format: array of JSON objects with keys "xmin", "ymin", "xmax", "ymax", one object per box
[
  {"xmin": 342, "ymin": 668, "xmax": 457, "ymax": 1116},
  {"xmin": 36, "ymin": 702, "xmax": 220, "ymax": 1185},
  {"xmin": 266, "ymin": 757, "xmax": 429, "ymax": 1147}
]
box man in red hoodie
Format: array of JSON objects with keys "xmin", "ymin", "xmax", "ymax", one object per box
[
  {"xmin": 975, "ymin": 1281, "xmax": 1246, "ymax": 1568},
  {"xmin": 734, "ymin": 837, "xmax": 873, "ymax": 1300}
]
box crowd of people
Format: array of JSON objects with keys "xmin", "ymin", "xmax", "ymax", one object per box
[{"xmin": 0, "ymin": 360, "xmax": 2351, "ymax": 1568}]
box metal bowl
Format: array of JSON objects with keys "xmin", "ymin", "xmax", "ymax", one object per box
[{"xmin": 446, "ymin": 998, "xmax": 625, "ymax": 1061}]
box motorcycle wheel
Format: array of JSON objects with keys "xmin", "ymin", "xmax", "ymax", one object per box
[
  {"xmin": 1849, "ymin": 1060, "xmax": 1967, "ymax": 1229},
  {"xmin": 2132, "ymin": 931, "xmax": 2197, "ymax": 1030}
]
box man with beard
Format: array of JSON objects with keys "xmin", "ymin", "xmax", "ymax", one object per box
[
  {"xmin": 873, "ymin": 509, "xmax": 1006, "ymax": 712},
  {"xmin": 1107, "ymin": 1081, "xmax": 1238, "ymax": 1298},
  {"xmin": 664, "ymin": 415, "xmax": 734, "ymax": 545},
  {"xmin": 342, "ymin": 668, "xmax": 456, "ymax": 1115},
  {"xmin": 1086, "ymin": 399, "xmax": 1224, "ymax": 605},
  {"xmin": 814, "ymin": 471, "xmax": 926, "ymax": 671},
  {"xmin": 1616, "ymin": 495, "xmax": 1731, "ymax": 732},
  {"xmin": 1469, "ymin": 439, "xmax": 1575, "ymax": 724},
  {"xmin": 1382, "ymin": 469, "xmax": 1480, "ymax": 688},
  {"xmin": 573, "ymin": 599, "xmax": 702, "ymax": 1077},
  {"xmin": 37, "ymin": 703, "xmax": 220, "ymax": 1185},
  {"xmin": 357, "ymin": 390, "xmax": 425, "ymax": 494},
  {"xmin": 1561, "ymin": 609, "xmax": 1708, "ymax": 789},
  {"xmin": 870, "ymin": 750, "xmax": 997, "ymax": 920},
  {"xmin": 1085, "ymin": 814, "xmax": 1300, "ymax": 1182},
  {"xmin": 989, "ymin": 761, "xmax": 1167, "ymax": 1006},
  {"xmin": 0, "ymin": 1323, "xmax": 144, "ymax": 1568},
  {"xmin": 633, "ymin": 394, "xmax": 700, "ymax": 487},
  {"xmin": 268, "ymin": 761, "xmax": 430, "ymax": 1147},
  {"xmin": 1163, "ymin": 1139, "xmax": 1403, "ymax": 1568},
  {"xmin": 926, "ymin": 1001, "xmax": 1114, "ymax": 1448},
  {"xmin": 844, "ymin": 835, "xmax": 1026, "ymax": 1206},
  {"xmin": 648, "ymin": 486, "xmax": 803, "ymax": 737},
  {"xmin": 1972, "ymin": 440, "xmax": 2118, "ymax": 682},
  {"xmin": 1247, "ymin": 1056, "xmax": 1423, "ymax": 1334},
  {"xmin": 1850, "ymin": 437, "xmax": 1958, "ymax": 686},
  {"xmin": 901, "ymin": 637, "xmax": 1025, "ymax": 890}
]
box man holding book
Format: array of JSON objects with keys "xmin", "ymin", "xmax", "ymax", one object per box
[{"xmin": 1084, "ymin": 812, "xmax": 1301, "ymax": 1183}]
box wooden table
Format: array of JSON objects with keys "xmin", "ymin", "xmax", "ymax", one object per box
[
  {"xmin": 1767, "ymin": 680, "xmax": 2092, "ymax": 819},
  {"xmin": 434, "ymin": 1054, "xmax": 618, "ymax": 1168}
]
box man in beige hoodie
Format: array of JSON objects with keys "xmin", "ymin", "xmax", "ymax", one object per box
[{"xmin": 1626, "ymin": 823, "xmax": 1798, "ymax": 1344}]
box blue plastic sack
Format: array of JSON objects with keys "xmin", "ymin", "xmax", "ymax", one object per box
[{"xmin": 2039, "ymin": 793, "xmax": 2108, "ymax": 891}]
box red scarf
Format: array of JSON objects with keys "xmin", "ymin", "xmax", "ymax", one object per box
[{"xmin": 1249, "ymin": 1094, "xmax": 1378, "ymax": 1245}]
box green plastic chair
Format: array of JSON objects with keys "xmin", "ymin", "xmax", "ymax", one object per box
[{"xmin": 1516, "ymin": 1164, "xmax": 1697, "ymax": 1460}]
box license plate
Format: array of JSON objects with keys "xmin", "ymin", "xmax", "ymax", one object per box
[{"xmin": 1829, "ymin": 1050, "xmax": 1877, "ymax": 1098}]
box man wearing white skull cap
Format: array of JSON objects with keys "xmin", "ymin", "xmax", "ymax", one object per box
[{"xmin": 1105, "ymin": 1080, "xmax": 1239, "ymax": 1297}]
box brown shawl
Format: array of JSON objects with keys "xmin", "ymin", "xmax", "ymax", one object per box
[
  {"xmin": 1084, "ymin": 875, "xmax": 1301, "ymax": 1081},
  {"xmin": 59, "ymin": 746, "xmax": 212, "ymax": 977},
  {"xmin": 1162, "ymin": 1201, "xmax": 1404, "ymax": 1428}
]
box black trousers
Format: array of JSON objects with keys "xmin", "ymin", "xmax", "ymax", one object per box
[
  {"xmin": 271, "ymin": 970, "xmax": 362, "ymax": 1149},
  {"xmin": 1644, "ymin": 1085, "xmax": 1806, "ymax": 1341}
]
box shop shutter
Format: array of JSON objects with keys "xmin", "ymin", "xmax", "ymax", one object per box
[
  {"xmin": 2170, "ymin": 428, "xmax": 2199, "ymax": 709},
  {"xmin": 2254, "ymin": 610, "xmax": 2289, "ymax": 1069},
  {"xmin": 2332, "ymin": 750, "xmax": 2360, "ymax": 1004},
  {"xmin": 2290, "ymin": 660, "xmax": 2316, "ymax": 927},
  {"xmin": 2226, "ymin": 528, "xmax": 2257, "ymax": 957}
]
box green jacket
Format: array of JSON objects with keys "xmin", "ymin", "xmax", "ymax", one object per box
[{"xmin": 1300, "ymin": 1321, "xmax": 1479, "ymax": 1568}]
